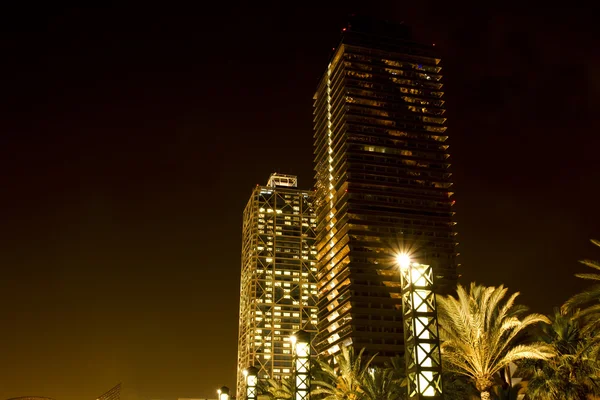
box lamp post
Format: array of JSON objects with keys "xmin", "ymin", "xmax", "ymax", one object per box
[
  {"xmin": 291, "ymin": 330, "xmax": 311, "ymax": 400},
  {"xmin": 396, "ymin": 254, "xmax": 443, "ymax": 399},
  {"xmin": 218, "ymin": 386, "xmax": 230, "ymax": 400},
  {"xmin": 244, "ymin": 366, "xmax": 259, "ymax": 400}
]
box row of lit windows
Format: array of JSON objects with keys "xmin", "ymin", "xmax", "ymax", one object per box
[
  {"xmin": 346, "ymin": 114, "xmax": 447, "ymax": 134},
  {"xmin": 348, "ymin": 172, "xmax": 450, "ymax": 191},
  {"xmin": 345, "ymin": 51, "xmax": 441, "ymax": 73},
  {"xmin": 255, "ymin": 299, "xmax": 315, "ymax": 305},
  {"xmin": 255, "ymin": 311, "xmax": 311, "ymax": 317},
  {"xmin": 347, "ymin": 136, "xmax": 448, "ymax": 161},
  {"xmin": 346, "ymin": 123, "xmax": 448, "ymax": 145},
  {"xmin": 346, "ymin": 150, "xmax": 449, "ymax": 170},
  {"xmin": 351, "ymin": 193, "xmax": 452, "ymax": 209},
  {"xmin": 346, "ymin": 96, "xmax": 445, "ymax": 117},
  {"xmin": 255, "ymin": 286, "xmax": 318, "ymax": 293},
  {"xmin": 257, "ymin": 217, "xmax": 315, "ymax": 224},
  {"xmin": 344, "ymin": 60, "xmax": 442, "ymax": 83},
  {"xmin": 254, "ymin": 305, "xmax": 315, "ymax": 314},
  {"xmin": 345, "ymin": 46, "xmax": 441, "ymax": 68},
  {"xmin": 258, "ymin": 230, "xmax": 307, "ymax": 236},
  {"xmin": 272, "ymin": 368, "xmax": 291, "ymax": 373},
  {"xmin": 346, "ymin": 70, "xmax": 443, "ymax": 91},
  {"xmin": 346, "ymin": 56, "xmax": 440, "ymax": 74},
  {"xmin": 257, "ymin": 282, "xmax": 318, "ymax": 288},
  {"xmin": 253, "ymin": 322, "xmax": 302, "ymax": 328},
  {"xmin": 356, "ymin": 145, "xmax": 445, "ymax": 169},
  {"xmin": 346, "ymin": 87, "xmax": 445, "ymax": 108},
  {"xmin": 253, "ymin": 318, "xmax": 317, "ymax": 326},
  {"xmin": 346, "ymin": 104, "xmax": 446, "ymax": 125},
  {"xmin": 258, "ymin": 222, "xmax": 317, "ymax": 228},
  {"xmin": 267, "ymin": 248, "xmax": 317, "ymax": 255},
  {"xmin": 254, "ymin": 267, "xmax": 317, "ymax": 274},
  {"xmin": 255, "ymin": 287, "xmax": 318, "ymax": 295},
  {"xmin": 255, "ymin": 269, "xmax": 313, "ymax": 276},
  {"xmin": 258, "ymin": 238, "xmax": 314, "ymax": 246},
  {"xmin": 347, "ymin": 78, "xmax": 443, "ymax": 99},
  {"xmin": 258, "ymin": 215, "xmax": 316, "ymax": 222},
  {"xmin": 347, "ymin": 229, "xmax": 457, "ymax": 249},
  {"xmin": 388, "ymin": 74, "xmax": 443, "ymax": 90},
  {"xmin": 254, "ymin": 305, "xmax": 317, "ymax": 313},
  {"xmin": 348, "ymin": 158, "xmax": 451, "ymax": 181},
  {"xmin": 252, "ymin": 276, "xmax": 316, "ymax": 283},
  {"xmin": 256, "ymin": 194, "xmax": 312, "ymax": 204}
]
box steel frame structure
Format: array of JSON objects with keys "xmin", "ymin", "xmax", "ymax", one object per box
[
  {"xmin": 237, "ymin": 178, "xmax": 318, "ymax": 395},
  {"xmin": 244, "ymin": 366, "xmax": 259, "ymax": 400},
  {"xmin": 400, "ymin": 263, "xmax": 443, "ymax": 399},
  {"xmin": 292, "ymin": 330, "xmax": 311, "ymax": 400}
]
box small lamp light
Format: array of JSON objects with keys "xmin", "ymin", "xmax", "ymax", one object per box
[{"xmin": 219, "ymin": 386, "xmax": 230, "ymax": 400}]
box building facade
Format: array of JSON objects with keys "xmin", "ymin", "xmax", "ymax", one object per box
[
  {"xmin": 236, "ymin": 174, "xmax": 318, "ymax": 395},
  {"xmin": 313, "ymin": 17, "xmax": 458, "ymax": 362}
]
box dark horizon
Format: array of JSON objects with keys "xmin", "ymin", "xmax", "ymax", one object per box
[{"xmin": 1, "ymin": 2, "xmax": 599, "ymax": 400}]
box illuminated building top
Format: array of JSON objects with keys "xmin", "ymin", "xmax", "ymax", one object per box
[{"xmin": 267, "ymin": 173, "xmax": 298, "ymax": 188}]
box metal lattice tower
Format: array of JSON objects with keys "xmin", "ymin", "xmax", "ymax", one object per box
[{"xmin": 400, "ymin": 263, "xmax": 443, "ymax": 399}]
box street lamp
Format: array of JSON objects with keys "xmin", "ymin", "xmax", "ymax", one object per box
[
  {"xmin": 244, "ymin": 366, "xmax": 259, "ymax": 400},
  {"xmin": 396, "ymin": 253, "xmax": 443, "ymax": 399},
  {"xmin": 218, "ymin": 386, "xmax": 230, "ymax": 400},
  {"xmin": 291, "ymin": 330, "xmax": 311, "ymax": 400}
]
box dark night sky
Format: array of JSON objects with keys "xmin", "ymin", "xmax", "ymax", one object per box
[{"xmin": 1, "ymin": 2, "xmax": 599, "ymax": 400}]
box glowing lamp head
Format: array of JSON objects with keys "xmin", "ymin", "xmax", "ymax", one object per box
[
  {"xmin": 244, "ymin": 366, "xmax": 259, "ymax": 386},
  {"xmin": 291, "ymin": 330, "xmax": 311, "ymax": 357},
  {"xmin": 218, "ymin": 386, "xmax": 229, "ymax": 400},
  {"xmin": 396, "ymin": 253, "xmax": 411, "ymax": 270}
]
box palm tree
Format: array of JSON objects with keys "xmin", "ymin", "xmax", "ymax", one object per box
[
  {"xmin": 383, "ymin": 354, "xmax": 407, "ymax": 389},
  {"xmin": 261, "ymin": 375, "xmax": 294, "ymax": 400},
  {"xmin": 312, "ymin": 347, "xmax": 376, "ymax": 400},
  {"xmin": 563, "ymin": 239, "xmax": 600, "ymax": 335},
  {"xmin": 519, "ymin": 309, "xmax": 600, "ymax": 400},
  {"xmin": 437, "ymin": 283, "xmax": 555, "ymax": 400},
  {"xmin": 361, "ymin": 367, "xmax": 405, "ymax": 400},
  {"xmin": 443, "ymin": 371, "xmax": 479, "ymax": 400}
]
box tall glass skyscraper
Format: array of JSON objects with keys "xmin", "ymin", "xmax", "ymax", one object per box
[
  {"xmin": 313, "ymin": 17, "xmax": 458, "ymax": 362},
  {"xmin": 236, "ymin": 174, "xmax": 318, "ymax": 395}
]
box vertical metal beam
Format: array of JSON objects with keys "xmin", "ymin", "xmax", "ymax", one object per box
[
  {"xmin": 244, "ymin": 366, "xmax": 258, "ymax": 400},
  {"xmin": 292, "ymin": 330, "xmax": 311, "ymax": 400},
  {"xmin": 401, "ymin": 263, "xmax": 443, "ymax": 399}
]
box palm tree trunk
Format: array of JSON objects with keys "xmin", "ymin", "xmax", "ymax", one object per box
[{"xmin": 480, "ymin": 391, "xmax": 491, "ymax": 400}]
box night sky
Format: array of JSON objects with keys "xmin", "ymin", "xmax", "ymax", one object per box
[{"xmin": 1, "ymin": 2, "xmax": 599, "ymax": 400}]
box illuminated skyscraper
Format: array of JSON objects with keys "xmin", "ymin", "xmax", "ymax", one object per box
[
  {"xmin": 313, "ymin": 17, "xmax": 458, "ymax": 362},
  {"xmin": 236, "ymin": 174, "xmax": 318, "ymax": 395}
]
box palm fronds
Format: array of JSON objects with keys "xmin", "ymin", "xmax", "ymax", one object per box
[{"xmin": 437, "ymin": 283, "xmax": 554, "ymax": 398}]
